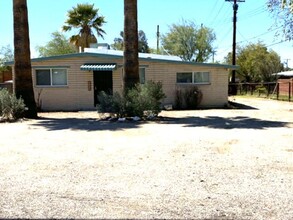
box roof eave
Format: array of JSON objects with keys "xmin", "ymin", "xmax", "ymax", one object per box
[{"xmin": 5, "ymin": 52, "xmax": 239, "ymax": 70}]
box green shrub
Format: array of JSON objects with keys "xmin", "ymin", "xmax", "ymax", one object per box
[
  {"xmin": 0, "ymin": 89, "xmax": 25, "ymax": 121},
  {"xmin": 97, "ymin": 91, "xmax": 126, "ymax": 117},
  {"xmin": 97, "ymin": 81, "xmax": 166, "ymax": 118},
  {"xmin": 125, "ymin": 81, "xmax": 166, "ymax": 117},
  {"xmin": 175, "ymin": 86, "xmax": 203, "ymax": 110}
]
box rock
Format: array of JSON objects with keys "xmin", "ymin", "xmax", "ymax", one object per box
[
  {"xmin": 147, "ymin": 115, "xmax": 155, "ymax": 120},
  {"xmin": 118, "ymin": 118, "xmax": 126, "ymax": 122},
  {"xmin": 132, "ymin": 116, "xmax": 141, "ymax": 121},
  {"xmin": 164, "ymin": 104, "xmax": 173, "ymax": 110},
  {"xmin": 108, "ymin": 117, "xmax": 117, "ymax": 122}
]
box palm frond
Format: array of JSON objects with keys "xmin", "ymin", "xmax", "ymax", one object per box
[{"xmin": 63, "ymin": 3, "xmax": 106, "ymax": 45}]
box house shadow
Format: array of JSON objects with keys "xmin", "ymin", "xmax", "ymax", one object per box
[
  {"xmin": 32, "ymin": 114, "xmax": 291, "ymax": 132},
  {"xmin": 228, "ymin": 101, "xmax": 258, "ymax": 110},
  {"xmin": 31, "ymin": 99, "xmax": 290, "ymax": 131}
]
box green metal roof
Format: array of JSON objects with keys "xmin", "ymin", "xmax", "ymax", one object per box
[
  {"xmin": 80, "ymin": 63, "xmax": 117, "ymax": 71},
  {"xmin": 5, "ymin": 52, "xmax": 239, "ymax": 70}
]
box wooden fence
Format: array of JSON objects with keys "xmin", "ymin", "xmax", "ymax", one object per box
[{"xmin": 229, "ymin": 81, "xmax": 293, "ymax": 102}]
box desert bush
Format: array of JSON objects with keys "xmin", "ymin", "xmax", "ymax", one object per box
[
  {"xmin": 0, "ymin": 89, "xmax": 25, "ymax": 121},
  {"xmin": 97, "ymin": 81, "xmax": 166, "ymax": 118},
  {"xmin": 125, "ymin": 81, "xmax": 166, "ymax": 117},
  {"xmin": 175, "ymin": 86, "xmax": 203, "ymax": 109},
  {"xmin": 97, "ymin": 91, "xmax": 126, "ymax": 117}
]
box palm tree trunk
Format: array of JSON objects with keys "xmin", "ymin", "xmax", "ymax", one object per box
[
  {"xmin": 123, "ymin": 0, "xmax": 139, "ymax": 91},
  {"xmin": 13, "ymin": 0, "xmax": 37, "ymax": 118}
]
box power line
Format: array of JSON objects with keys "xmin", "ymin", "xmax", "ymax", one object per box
[
  {"xmin": 216, "ymin": 26, "xmax": 233, "ymax": 46},
  {"xmin": 238, "ymin": 5, "xmax": 266, "ymax": 19},
  {"xmin": 209, "ymin": 1, "xmax": 226, "ymax": 26},
  {"xmin": 266, "ymin": 40, "xmax": 288, "ymax": 47},
  {"xmin": 237, "ymin": 29, "xmax": 249, "ymax": 43},
  {"xmin": 211, "ymin": 3, "xmax": 267, "ymax": 31},
  {"xmin": 212, "ymin": 5, "xmax": 232, "ymax": 28},
  {"xmin": 216, "ymin": 35, "xmax": 287, "ymax": 54},
  {"xmin": 236, "ymin": 26, "xmax": 283, "ymax": 45},
  {"xmin": 206, "ymin": 0, "xmax": 221, "ymax": 23}
]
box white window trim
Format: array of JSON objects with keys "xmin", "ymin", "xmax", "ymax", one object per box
[
  {"xmin": 176, "ymin": 71, "xmax": 211, "ymax": 85},
  {"xmin": 35, "ymin": 68, "xmax": 68, "ymax": 87}
]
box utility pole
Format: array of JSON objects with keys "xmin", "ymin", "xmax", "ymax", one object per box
[
  {"xmin": 157, "ymin": 25, "xmax": 160, "ymax": 54},
  {"xmin": 284, "ymin": 59, "xmax": 291, "ymax": 69},
  {"xmin": 212, "ymin": 50, "xmax": 217, "ymax": 63},
  {"xmin": 225, "ymin": 0, "xmax": 245, "ymax": 94}
]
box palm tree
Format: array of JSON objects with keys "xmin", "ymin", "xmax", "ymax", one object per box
[
  {"xmin": 123, "ymin": 0, "xmax": 139, "ymax": 90},
  {"xmin": 62, "ymin": 3, "xmax": 106, "ymax": 52},
  {"xmin": 13, "ymin": 0, "xmax": 37, "ymax": 118},
  {"xmin": 112, "ymin": 30, "xmax": 150, "ymax": 53}
]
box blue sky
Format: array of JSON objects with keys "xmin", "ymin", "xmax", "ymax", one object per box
[{"xmin": 0, "ymin": 0, "xmax": 292, "ymax": 67}]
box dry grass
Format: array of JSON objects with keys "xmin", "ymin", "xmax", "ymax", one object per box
[{"xmin": 0, "ymin": 97, "xmax": 292, "ymax": 219}]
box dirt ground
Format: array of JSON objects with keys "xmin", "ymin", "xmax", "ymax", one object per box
[{"xmin": 0, "ymin": 97, "xmax": 292, "ymax": 219}]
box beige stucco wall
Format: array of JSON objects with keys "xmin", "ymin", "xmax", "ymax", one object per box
[
  {"xmin": 30, "ymin": 56, "xmax": 123, "ymax": 111},
  {"xmin": 12, "ymin": 55, "xmax": 229, "ymax": 111},
  {"xmin": 140, "ymin": 61, "xmax": 229, "ymax": 108}
]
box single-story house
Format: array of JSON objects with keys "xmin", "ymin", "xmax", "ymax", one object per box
[{"xmin": 8, "ymin": 48, "xmax": 236, "ymax": 111}]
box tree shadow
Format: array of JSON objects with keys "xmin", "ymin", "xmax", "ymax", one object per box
[
  {"xmin": 33, "ymin": 117, "xmax": 142, "ymax": 131},
  {"xmin": 32, "ymin": 114, "xmax": 291, "ymax": 132},
  {"xmin": 177, "ymin": 116, "xmax": 290, "ymax": 129}
]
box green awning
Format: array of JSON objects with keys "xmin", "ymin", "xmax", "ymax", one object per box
[{"xmin": 80, "ymin": 63, "xmax": 117, "ymax": 71}]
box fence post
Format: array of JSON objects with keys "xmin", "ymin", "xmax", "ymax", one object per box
[
  {"xmin": 291, "ymin": 80, "xmax": 293, "ymax": 101},
  {"xmin": 289, "ymin": 82, "xmax": 291, "ymax": 102},
  {"xmin": 277, "ymin": 83, "xmax": 279, "ymax": 100},
  {"xmin": 239, "ymin": 83, "xmax": 242, "ymax": 95}
]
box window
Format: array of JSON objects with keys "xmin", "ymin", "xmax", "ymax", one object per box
[
  {"xmin": 36, "ymin": 68, "xmax": 67, "ymax": 86},
  {"xmin": 139, "ymin": 68, "xmax": 146, "ymax": 84},
  {"xmin": 194, "ymin": 72, "xmax": 210, "ymax": 83},
  {"xmin": 36, "ymin": 69, "xmax": 50, "ymax": 85},
  {"xmin": 176, "ymin": 71, "xmax": 210, "ymax": 84},
  {"xmin": 177, "ymin": 72, "xmax": 192, "ymax": 83}
]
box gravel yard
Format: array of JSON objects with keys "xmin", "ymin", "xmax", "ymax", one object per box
[{"xmin": 0, "ymin": 97, "xmax": 292, "ymax": 219}]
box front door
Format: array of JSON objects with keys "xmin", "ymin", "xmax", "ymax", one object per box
[{"xmin": 93, "ymin": 70, "xmax": 113, "ymax": 106}]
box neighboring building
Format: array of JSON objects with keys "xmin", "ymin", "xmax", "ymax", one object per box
[
  {"xmin": 275, "ymin": 70, "xmax": 293, "ymax": 79},
  {"xmin": 275, "ymin": 71, "xmax": 293, "ymax": 97},
  {"xmin": 0, "ymin": 69, "xmax": 12, "ymax": 83},
  {"xmin": 0, "ymin": 69, "xmax": 13, "ymax": 92},
  {"xmin": 7, "ymin": 48, "xmax": 236, "ymax": 111}
]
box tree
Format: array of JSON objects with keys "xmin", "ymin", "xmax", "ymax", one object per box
[
  {"xmin": 0, "ymin": 45, "xmax": 13, "ymax": 71},
  {"xmin": 123, "ymin": 0, "xmax": 139, "ymax": 90},
  {"xmin": 62, "ymin": 3, "xmax": 106, "ymax": 52},
  {"xmin": 161, "ymin": 20, "xmax": 216, "ymax": 62},
  {"xmin": 36, "ymin": 32, "xmax": 76, "ymax": 57},
  {"xmin": 195, "ymin": 26, "xmax": 216, "ymax": 62},
  {"xmin": 225, "ymin": 42, "xmax": 283, "ymax": 82},
  {"xmin": 112, "ymin": 31, "xmax": 124, "ymax": 51},
  {"xmin": 13, "ymin": 0, "xmax": 37, "ymax": 118},
  {"xmin": 112, "ymin": 30, "xmax": 150, "ymax": 53},
  {"xmin": 138, "ymin": 30, "xmax": 150, "ymax": 53},
  {"xmin": 267, "ymin": 0, "xmax": 293, "ymax": 41}
]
